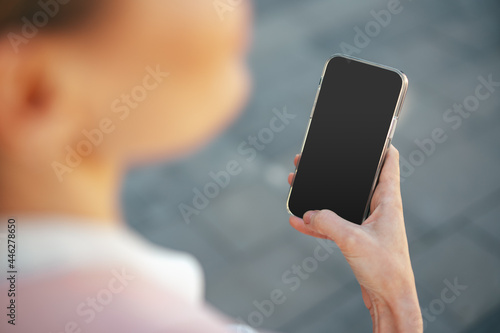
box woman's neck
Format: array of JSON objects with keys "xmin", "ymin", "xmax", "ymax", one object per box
[{"xmin": 0, "ymin": 157, "xmax": 121, "ymax": 226}]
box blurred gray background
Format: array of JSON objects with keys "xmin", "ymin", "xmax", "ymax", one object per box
[{"xmin": 122, "ymin": 0, "xmax": 500, "ymax": 332}]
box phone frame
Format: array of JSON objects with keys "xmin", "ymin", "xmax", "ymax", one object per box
[{"xmin": 286, "ymin": 54, "xmax": 409, "ymax": 223}]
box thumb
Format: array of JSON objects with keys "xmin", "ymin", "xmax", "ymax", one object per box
[{"xmin": 304, "ymin": 210, "xmax": 362, "ymax": 251}]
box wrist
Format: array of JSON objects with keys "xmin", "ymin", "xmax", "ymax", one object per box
[{"xmin": 368, "ymin": 283, "xmax": 422, "ymax": 333}]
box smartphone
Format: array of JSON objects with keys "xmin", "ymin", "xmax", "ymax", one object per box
[{"xmin": 287, "ymin": 54, "xmax": 408, "ymax": 224}]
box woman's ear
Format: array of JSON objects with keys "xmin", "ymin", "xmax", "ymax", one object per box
[{"xmin": 0, "ymin": 36, "xmax": 82, "ymax": 166}]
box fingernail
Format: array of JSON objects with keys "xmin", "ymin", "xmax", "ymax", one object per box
[{"xmin": 304, "ymin": 210, "xmax": 318, "ymax": 224}]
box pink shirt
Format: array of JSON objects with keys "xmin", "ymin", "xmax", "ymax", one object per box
[{"xmin": 0, "ymin": 216, "xmax": 260, "ymax": 332}]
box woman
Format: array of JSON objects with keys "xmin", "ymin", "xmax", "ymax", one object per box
[{"xmin": 0, "ymin": 0, "xmax": 422, "ymax": 332}]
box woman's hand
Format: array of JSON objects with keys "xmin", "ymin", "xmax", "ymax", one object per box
[{"xmin": 288, "ymin": 145, "xmax": 423, "ymax": 333}]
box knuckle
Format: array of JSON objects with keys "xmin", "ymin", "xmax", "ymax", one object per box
[
  {"xmin": 340, "ymin": 231, "xmax": 359, "ymax": 250},
  {"xmin": 310, "ymin": 210, "xmax": 329, "ymax": 232},
  {"xmin": 317, "ymin": 209, "xmax": 331, "ymax": 219},
  {"xmin": 316, "ymin": 209, "xmax": 332, "ymax": 221}
]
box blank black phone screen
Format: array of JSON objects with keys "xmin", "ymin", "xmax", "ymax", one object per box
[{"xmin": 287, "ymin": 56, "xmax": 404, "ymax": 224}]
